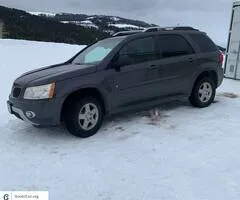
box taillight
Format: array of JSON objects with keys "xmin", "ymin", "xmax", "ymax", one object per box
[{"xmin": 218, "ymin": 51, "xmax": 224, "ymax": 65}]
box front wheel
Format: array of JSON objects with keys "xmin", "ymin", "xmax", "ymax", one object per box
[
  {"xmin": 64, "ymin": 97, "xmax": 104, "ymax": 138},
  {"xmin": 189, "ymin": 77, "xmax": 216, "ymax": 108}
]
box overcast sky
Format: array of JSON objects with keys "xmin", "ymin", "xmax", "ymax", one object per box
[{"xmin": 0, "ymin": 0, "xmax": 233, "ymax": 46}]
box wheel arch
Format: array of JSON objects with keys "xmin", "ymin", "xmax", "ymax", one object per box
[
  {"xmin": 191, "ymin": 70, "xmax": 218, "ymax": 92},
  {"xmin": 60, "ymin": 87, "xmax": 108, "ymax": 121}
]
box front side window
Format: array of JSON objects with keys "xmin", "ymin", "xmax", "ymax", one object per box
[
  {"xmin": 72, "ymin": 37, "xmax": 124, "ymax": 65},
  {"xmin": 117, "ymin": 37, "xmax": 157, "ymax": 66},
  {"xmin": 158, "ymin": 35, "xmax": 194, "ymax": 58}
]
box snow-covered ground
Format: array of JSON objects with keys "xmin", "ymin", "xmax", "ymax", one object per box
[{"xmin": 1, "ymin": 39, "xmax": 240, "ymax": 200}]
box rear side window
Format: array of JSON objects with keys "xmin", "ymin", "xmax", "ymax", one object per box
[
  {"xmin": 189, "ymin": 34, "xmax": 217, "ymax": 52},
  {"xmin": 119, "ymin": 37, "xmax": 157, "ymax": 65},
  {"xmin": 158, "ymin": 35, "xmax": 194, "ymax": 58}
]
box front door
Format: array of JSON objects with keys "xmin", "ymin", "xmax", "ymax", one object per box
[{"xmin": 110, "ymin": 36, "xmax": 159, "ymax": 108}]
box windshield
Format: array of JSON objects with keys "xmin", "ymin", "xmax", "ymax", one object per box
[{"xmin": 72, "ymin": 37, "xmax": 125, "ymax": 65}]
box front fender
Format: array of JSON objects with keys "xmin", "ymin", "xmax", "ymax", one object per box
[{"xmin": 56, "ymin": 77, "xmax": 111, "ymax": 115}]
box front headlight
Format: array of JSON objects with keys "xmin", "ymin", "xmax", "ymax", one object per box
[{"xmin": 24, "ymin": 83, "xmax": 55, "ymax": 100}]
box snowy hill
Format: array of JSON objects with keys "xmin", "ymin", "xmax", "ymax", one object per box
[
  {"xmin": 0, "ymin": 5, "xmax": 156, "ymax": 44},
  {"xmin": 28, "ymin": 11, "xmax": 156, "ymax": 34},
  {"xmin": 1, "ymin": 39, "xmax": 240, "ymax": 200},
  {"xmin": 0, "ymin": 6, "xmax": 109, "ymax": 44},
  {"xmin": 28, "ymin": 11, "xmax": 56, "ymax": 17}
]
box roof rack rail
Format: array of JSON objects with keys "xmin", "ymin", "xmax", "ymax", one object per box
[
  {"xmin": 112, "ymin": 26, "xmax": 199, "ymax": 37},
  {"xmin": 112, "ymin": 30, "xmax": 142, "ymax": 37},
  {"xmin": 144, "ymin": 26, "xmax": 199, "ymax": 32},
  {"xmin": 172, "ymin": 26, "xmax": 198, "ymax": 31}
]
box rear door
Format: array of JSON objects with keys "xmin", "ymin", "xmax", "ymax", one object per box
[{"xmin": 153, "ymin": 34, "xmax": 197, "ymax": 97}]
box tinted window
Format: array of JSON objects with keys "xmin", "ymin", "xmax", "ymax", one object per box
[
  {"xmin": 158, "ymin": 35, "xmax": 194, "ymax": 58},
  {"xmin": 189, "ymin": 34, "xmax": 217, "ymax": 52},
  {"xmin": 118, "ymin": 37, "xmax": 157, "ymax": 65}
]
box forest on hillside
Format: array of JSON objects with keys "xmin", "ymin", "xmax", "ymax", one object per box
[{"xmin": 0, "ymin": 6, "xmax": 110, "ymax": 44}]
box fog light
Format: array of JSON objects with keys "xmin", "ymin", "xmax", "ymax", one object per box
[{"xmin": 25, "ymin": 111, "xmax": 36, "ymax": 119}]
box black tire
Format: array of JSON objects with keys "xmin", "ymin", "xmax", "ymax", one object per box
[
  {"xmin": 63, "ymin": 97, "xmax": 104, "ymax": 138},
  {"xmin": 189, "ymin": 77, "xmax": 216, "ymax": 108}
]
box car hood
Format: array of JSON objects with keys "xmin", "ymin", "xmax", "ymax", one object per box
[{"xmin": 14, "ymin": 63, "xmax": 97, "ymax": 86}]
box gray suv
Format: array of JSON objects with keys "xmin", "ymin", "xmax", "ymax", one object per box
[{"xmin": 7, "ymin": 27, "xmax": 224, "ymax": 138}]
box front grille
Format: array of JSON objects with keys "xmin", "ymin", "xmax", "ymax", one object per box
[{"xmin": 12, "ymin": 86, "xmax": 22, "ymax": 98}]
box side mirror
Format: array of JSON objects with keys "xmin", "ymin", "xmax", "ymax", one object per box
[
  {"xmin": 111, "ymin": 54, "xmax": 121, "ymax": 72},
  {"xmin": 112, "ymin": 54, "xmax": 134, "ymax": 71}
]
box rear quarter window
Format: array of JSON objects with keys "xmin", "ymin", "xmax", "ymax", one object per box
[
  {"xmin": 189, "ymin": 34, "xmax": 217, "ymax": 52},
  {"xmin": 158, "ymin": 35, "xmax": 194, "ymax": 58}
]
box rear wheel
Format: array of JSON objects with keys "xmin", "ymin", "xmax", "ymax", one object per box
[
  {"xmin": 189, "ymin": 77, "xmax": 216, "ymax": 108},
  {"xmin": 64, "ymin": 97, "xmax": 104, "ymax": 138}
]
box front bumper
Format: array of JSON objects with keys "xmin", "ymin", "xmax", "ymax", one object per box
[{"xmin": 7, "ymin": 96, "xmax": 63, "ymax": 126}]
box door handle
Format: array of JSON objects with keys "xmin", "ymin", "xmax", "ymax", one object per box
[{"xmin": 188, "ymin": 57, "xmax": 194, "ymax": 62}]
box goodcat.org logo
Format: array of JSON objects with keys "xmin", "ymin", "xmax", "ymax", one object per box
[
  {"xmin": 1, "ymin": 191, "xmax": 48, "ymax": 200},
  {"xmin": 0, "ymin": 193, "xmax": 10, "ymax": 200},
  {"xmin": 4, "ymin": 194, "xmax": 9, "ymax": 200}
]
